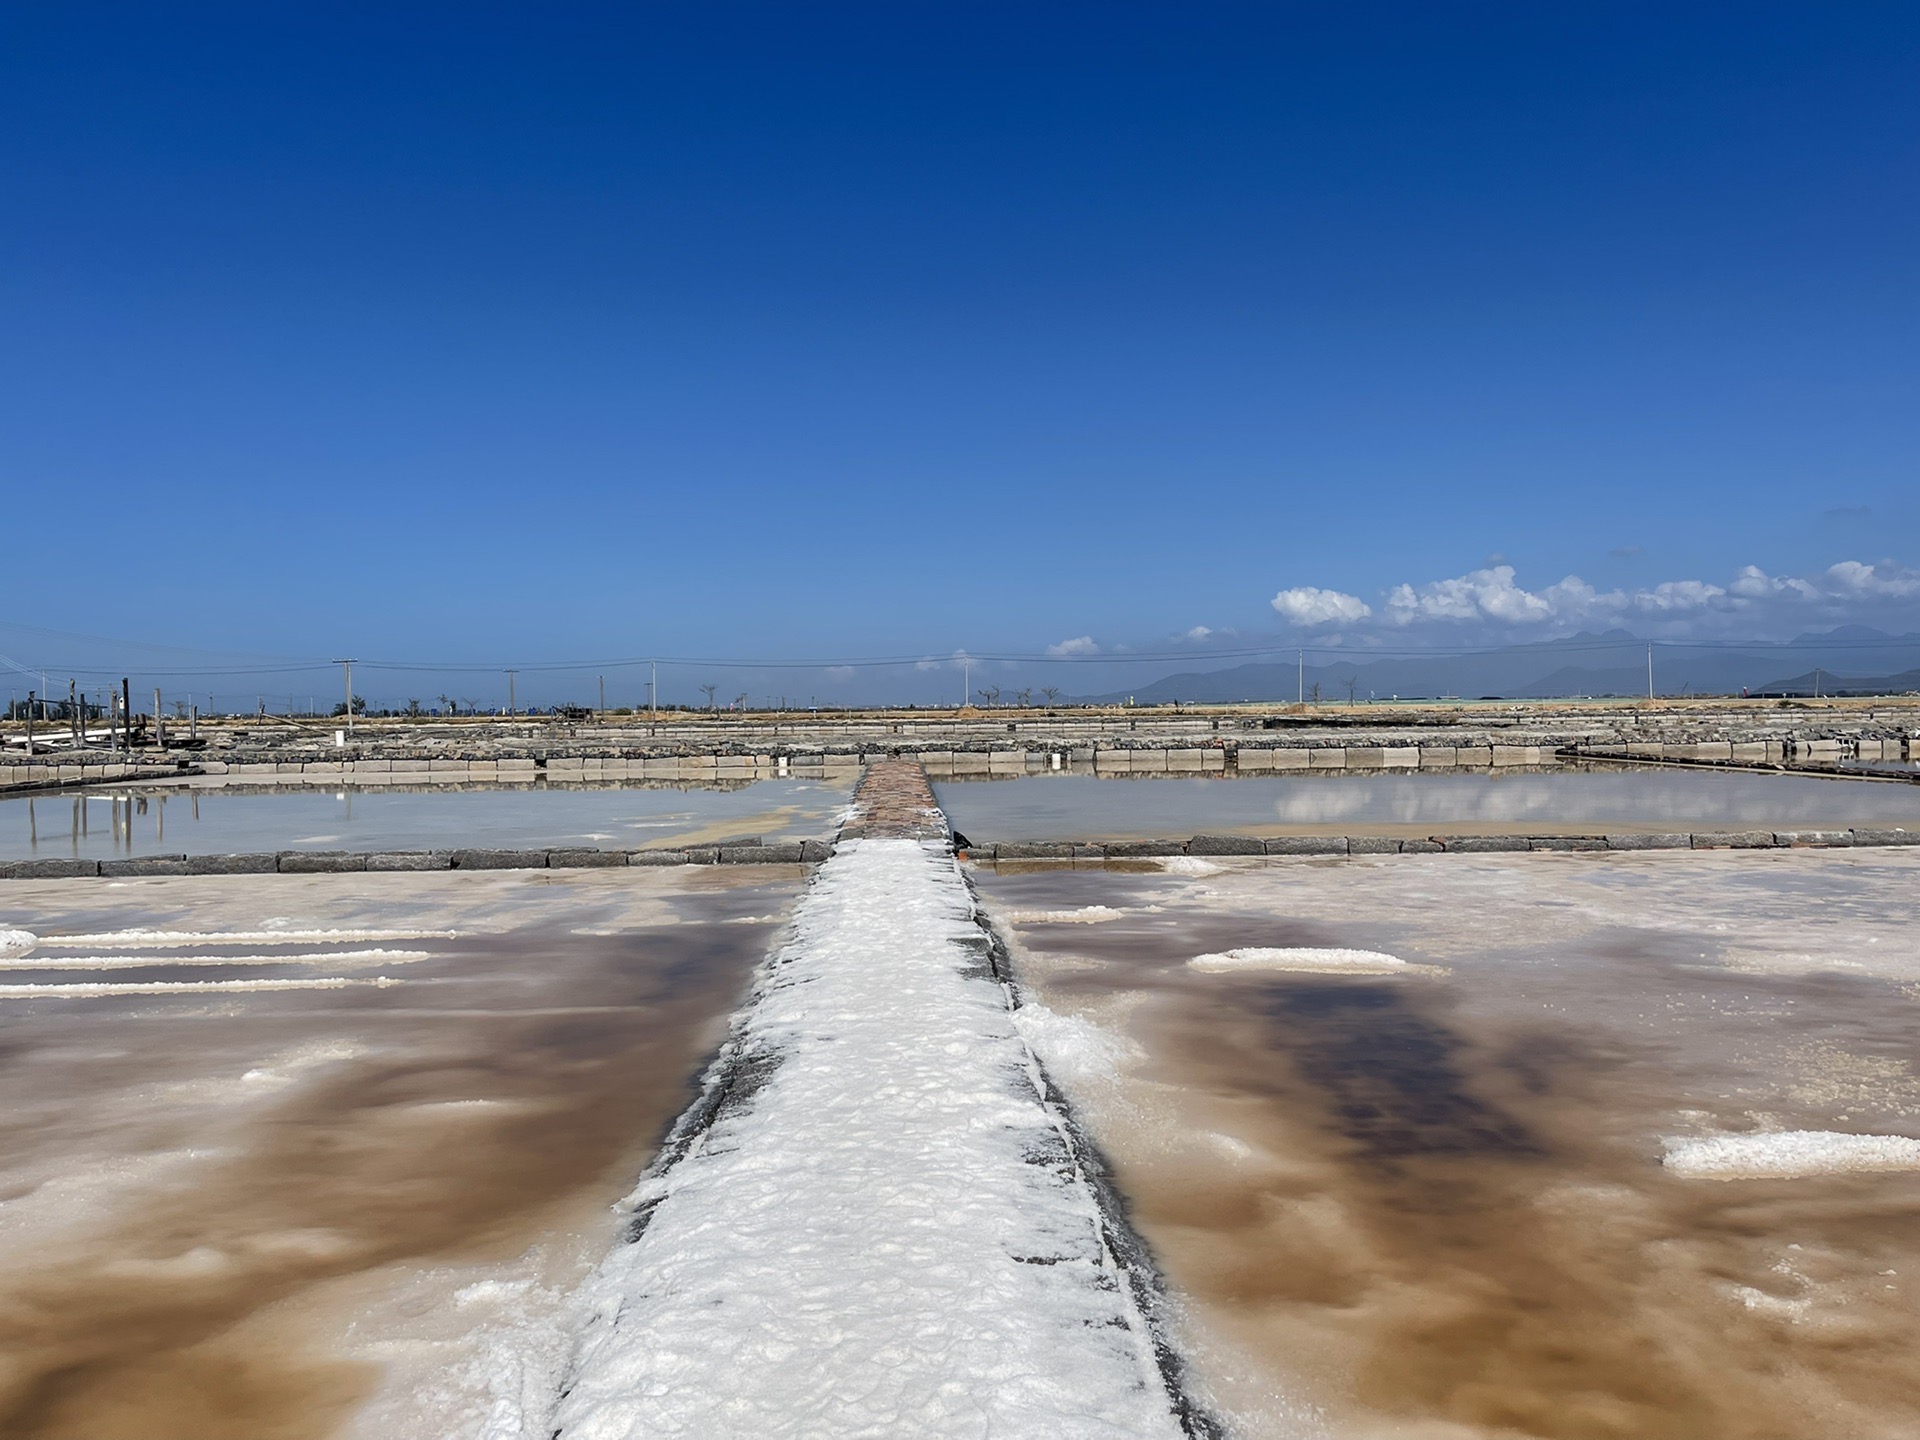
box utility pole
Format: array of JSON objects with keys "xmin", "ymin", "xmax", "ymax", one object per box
[
  {"xmin": 1297, "ymin": 649, "xmax": 1304, "ymax": 705},
  {"xmin": 962, "ymin": 657, "xmax": 970, "ymax": 709},
  {"xmin": 1646, "ymin": 643, "xmax": 1654, "ymax": 701},
  {"xmin": 505, "ymin": 669, "xmax": 518, "ymax": 717},
  {"xmin": 598, "ymin": 674, "xmax": 605, "ymax": 718},
  {"xmin": 24, "ymin": 693, "xmax": 33, "ymax": 753},
  {"xmin": 333, "ymin": 659, "xmax": 358, "ymax": 735},
  {"xmin": 69, "ymin": 679, "xmax": 78, "ymax": 746},
  {"xmin": 650, "ymin": 660, "xmax": 658, "ymax": 722},
  {"xmin": 154, "ymin": 688, "xmax": 164, "ymax": 748}
]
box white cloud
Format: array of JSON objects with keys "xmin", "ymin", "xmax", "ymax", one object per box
[
  {"xmin": 1384, "ymin": 566, "xmax": 1553, "ymax": 626},
  {"xmin": 1826, "ymin": 560, "xmax": 1920, "ymax": 598},
  {"xmin": 825, "ymin": 665, "xmax": 855, "ymax": 682},
  {"xmin": 1728, "ymin": 565, "xmax": 1816, "ymax": 601},
  {"xmin": 1271, "ymin": 586, "xmax": 1373, "ymax": 627},
  {"xmin": 915, "ymin": 649, "xmax": 973, "ymax": 672},
  {"xmin": 1183, "ymin": 626, "xmax": 1213, "ymax": 642},
  {"xmin": 1280, "ymin": 558, "xmax": 1919, "ymax": 640},
  {"xmin": 1047, "ymin": 635, "xmax": 1100, "ymax": 657}
]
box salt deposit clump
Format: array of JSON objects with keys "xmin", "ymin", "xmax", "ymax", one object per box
[
  {"xmin": 0, "ymin": 930, "xmax": 36, "ymax": 957},
  {"xmin": 1189, "ymin": 947, "xmax": 1408, "ymax": 975},
  {"xmin": 1663, "ymin": 1130, "xmax": 1920, "ymax": 1180}
]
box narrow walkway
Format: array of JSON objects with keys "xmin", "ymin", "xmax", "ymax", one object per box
[{"xmin": 548, "ymin": 761, "xmax": 1203, "ymax": 1438}]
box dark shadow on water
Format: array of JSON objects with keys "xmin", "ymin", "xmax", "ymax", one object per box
[{"xmin": 1260, "ymin": 981, "xmax": 1540, "ymax": 1163}]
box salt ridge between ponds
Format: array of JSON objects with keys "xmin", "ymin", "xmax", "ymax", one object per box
[
  {"xmin": 1663, "ymin": 1130, "xmax": 1920, "ymax": 1180},
  {"xmin": 1189, "ymin": 947, "xmax": 1409, "ymax": 975},
  {"xmin": 543, "ymin": 837, "xmax": 1195, "ymax": 1440}
]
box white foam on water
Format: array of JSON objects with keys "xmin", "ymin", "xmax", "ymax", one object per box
[
  {"xmin": 0, "ymin": 929, "xmax": 36, "ymax": 956},
  {"xmin": 0, "ymin": 949, "xmax": 436, "ymax": 971},
  {"xmin": 0, "ymin": 976, "xmax": 404, "ymax": 999},
  {"xmin": 1188, "ymin": 947, "xmax": 1409, "ymax": 975},
  {"xmin": 537, "ymin": 837, "xmax": 1188, "ymax": 1440},
  {"xmin": 1663, "ymin": 1130, "xmax": 1920, "ymax": 1180},
  {"xmin": 1159, "ymin": 857, "xmax": 1226, "ymax": 877}
]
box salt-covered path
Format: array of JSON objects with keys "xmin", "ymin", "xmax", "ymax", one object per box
[{"xmin": 547, "ymin": 762, "xmax": 1209, "ymax": 1439}]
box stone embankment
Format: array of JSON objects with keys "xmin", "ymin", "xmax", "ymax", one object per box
[
  {"xmin": 963, "ymin": 826, "xmax": 1919, "ymax": 862},
  {"xmin": 0, "ymin": 839, "xmax": 830, "ymax": 880},
  {"xmin": 7, "ymin": 731, "xmax": 1918, "ymax": 796},
  {"xmin": 540, "ymin": 757, "xmax": 1215, "ymax": 1438},
  {"xmin": 6, "ymin": 699, "xmax": 1919, "ymax": 795}
]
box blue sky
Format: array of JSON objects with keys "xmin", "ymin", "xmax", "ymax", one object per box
[{"xmin": 2, "ymin": 3, "xmax": 1916, "ymax": 704}]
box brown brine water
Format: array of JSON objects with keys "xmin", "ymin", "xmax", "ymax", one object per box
[
  {"xmin": 0, "ymin": 867, "xmax": 795, "ymax": 1439},
  {"xmin": 979, "ymin": 849, "xmax": 1920, "ymax": 1439}
]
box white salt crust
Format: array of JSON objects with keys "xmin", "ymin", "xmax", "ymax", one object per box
[
  {"xmin": 33, "ymin": 927, "xmax": 458, "ymax": 948},
  {"xmin": 1188, "ymin": 947, "xmax": 1408, "ymax": 975},
  {"xmin": 541, "ymin": 837, "xmax": 1188, "ymax": 1440},
  {"xmin": 0, "ymin": 976, "xmax": 404, "ymax": 998},
  {"xmin": 1663, "ymin": 1130, "xmax": 1920, "ymax": 1180},
  {"xmin": 0, "ymin": 929, "xmax": 35, "ymax": 956},
  {"xmin": 1004, "ymin": 905, "xmax": 1133, "ymax": 924},
  {"xmin": 0, "ymin": 949, "xmax": 435, "ymax": 971}
]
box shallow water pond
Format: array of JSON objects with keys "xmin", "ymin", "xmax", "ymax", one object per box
[
  {"xmin": 980, "ymin": 848, "xmax": 1920, "ymax": 1439},
  {"xmin": 938, "ymin": 767, "xmax": 1920, "ymax": 841},
  {"xmin": 0, "ymin": 867, "xmax": 796, "ymax": 1440},
  {"xmin": 0, "ymin": 778, "xmax": 850, "ymax": 862}
]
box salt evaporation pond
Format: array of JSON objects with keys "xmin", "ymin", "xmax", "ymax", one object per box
[
  {"xmin": 979, "ymin": 845, "xmax": 1920, "ymax": 1438},
  {"xmin": 937, "ymin": 766, "xmax": 1920, "ymax": 840},
  {"xmin": 0, "ymin": 777, "xmax": 850, "ymax": 861},
  {"xmin": 0, "ymin": 865, "xmax": 799, "ymax": 1439}
]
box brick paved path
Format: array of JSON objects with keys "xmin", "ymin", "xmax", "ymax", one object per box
[{"xmin": 839, "ymin": 758, "xmax": 948, "ymax": 841}]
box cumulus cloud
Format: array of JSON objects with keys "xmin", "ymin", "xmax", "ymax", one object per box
[
  {"xmin": 1272, "ymin": 559, "xmax": 1920, "ymax": 640},
  {"xmin": 915, "ymin": 649, "xmax": 972, "ymax": 672},
  {"xmin": 1384, "ymin": 566, "xmax": 1557, "ymax": 625},
  {"xmin": 1271, "ymin": 586, "xmax": 1373, "ymax": 627},
  {"xmin": 1826, "ymin": 560, "xmax": 1920, "ymax": 598},
  {"xmin": 1046, "ymin": 635, "xmax": 1100, "ymax": 657},
  {"xmin": 1183, "ymin": 626, "xmax": 1213, "ymax": 642}
]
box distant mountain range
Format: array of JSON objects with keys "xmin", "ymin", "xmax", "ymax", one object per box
[{"xmin": 1076, "ymin": 627, "xmax": 1920, "ymax": 704}]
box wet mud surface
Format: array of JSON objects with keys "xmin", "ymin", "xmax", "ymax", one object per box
[
  {"xmin": 0, "ymin": 868, "xmax": 795, "ymax": 1439},
  {"xmin": 980, "ymin": 851, "xmax": 1920, "ymax": 1439}
]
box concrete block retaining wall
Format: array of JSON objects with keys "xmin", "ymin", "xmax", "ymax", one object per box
[
  {"xmin": 8, "ymin": 729, "xmax": 1918, "ymax": 796},
  {"xmin": 959, "ymin": 825, "xmax": 1919, "ymax": 863},
  {"xmin": 0, "ymin": 840, "xmax": 825, "ymax": 880}
]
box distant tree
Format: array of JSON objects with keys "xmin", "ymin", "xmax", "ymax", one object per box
[
  {"xmin": 1309, "ymin": 682, "xmax": 1321, "ymax": 705},
  {"xmin": 1015, "ymin": 688, "xmax": 1032, "ymax": 707},
  {"xmin": 330, "ymin": 695, "xmax": 367, "ymax": 717},
  {"xmin": 405, "ymin": 698, "xmax": 423, "ymax": 718},
  {"xmin": 1345, "ymin": 677, "xmax": 1358, "ymax": 705},
  {"xmin": 437, "ymin": 693, "xmax": 452, "ymax": 716},
  {"xmin": 1040, "ymin": 687, "xmax": 1061, "ymax": 705},
  {"xmin": 977, "ymin": 685, "xmax": 1002, "ymax": 706}
]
